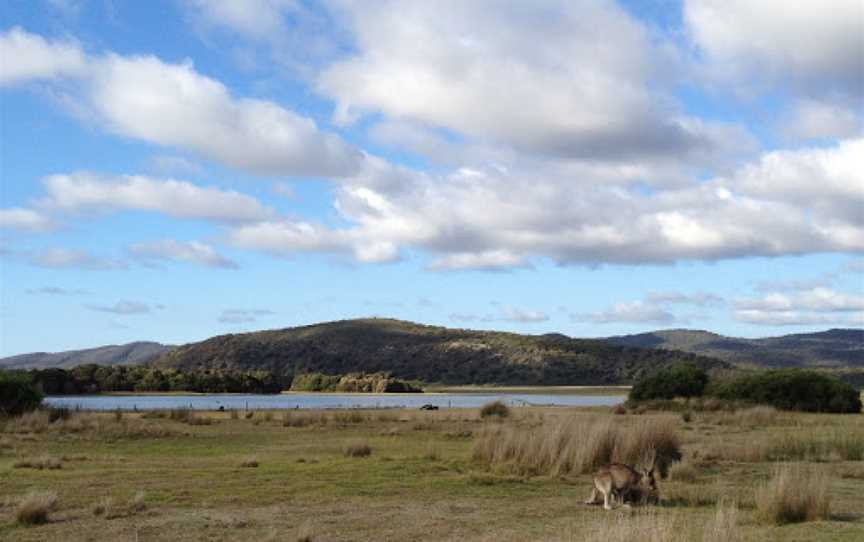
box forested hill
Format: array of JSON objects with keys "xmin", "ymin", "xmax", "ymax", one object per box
[
  {"xmin": 604, "ymin": 328, "xmax": 864, "ymax": 368},
  {"xmin": 0, "ymin": 342, "xmax": 173, "ymax": 369},
  {"xmin": 153, "ymin": 318, "xmax": 728, "ymax": 385}
]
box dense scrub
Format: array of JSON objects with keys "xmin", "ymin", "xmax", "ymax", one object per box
[
  {"xmin": 289, "ymin": 372, "xmax": 422, "ymax": 393},
  {"xmin": 629, "ymin": 367, "xmax": 862, "ymax": 413},
  {"xmin": 26, "ymin": 364, "xmax": 288, "ymax": 395},
  {"xmin": 0, "ymin": 370, "xmax": 43, "ymax": 416}
]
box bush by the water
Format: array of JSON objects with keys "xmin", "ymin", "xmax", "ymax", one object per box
[
  {"xmin": 629, "ymin": 363, "xmax": 709, "ymax": 401},
  {"xmin": 708, "ymin": 370, "xmax": 861, "ymax": 413},
  {"xmin": 0, "ymin": 371, "xmax": 43, "ymax": 417},
  {"xmin": 479, "ymin": 401, "xmax": 511, "ymax": 419},
  {"xmin": 290, "ymin": 372, "xmax": 422, "ymax": 393}
]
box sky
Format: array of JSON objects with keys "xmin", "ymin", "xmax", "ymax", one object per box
[{"xmin": 0, "ymin": 0, "xmax": 862, "ymax": 357}]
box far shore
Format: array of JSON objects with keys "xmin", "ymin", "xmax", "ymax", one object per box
[{"xmin": 63, "ymin": 385, "xmax": 631, "ymax": 397}]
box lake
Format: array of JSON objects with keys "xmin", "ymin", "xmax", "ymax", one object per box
[{"xmin": 44, "ymin": 392, "xmax": 624, "ymax": 411}]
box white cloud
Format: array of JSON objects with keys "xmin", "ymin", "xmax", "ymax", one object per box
[
  {"xmin": 128, "ymin": 240, "xmax": 239, "ymax": 269},
  {"xmin": 319, "ymin": 0, "xmax": 744, "ymax": 163},
  {"xmin": 737, "ymin": 288, "xmax": 864, "ymax": 313},
  {"xmin": 685, "ymin": 0, "xmax": 863, "ymax": 101},
  {"xmin": 27, "ymin": 248, "xmax": 127, "ymax": 270},
  {"xmin": 224, "ymin": 139, "xmax": 864, "ymax": 268},
  {"xmin": 87, "ymin": 54, "xmax": 362, "ymax": 177},
  {"xmin": 780, "ymin": 100, "xmax": 861, "ymax": 142},
  {"xmin": 734, "ymin": 310, "xmax": 850, "ymax": 327},
  {"xmin": 580, "ymin": 301, "xmax": 676, "ymax": 324},
  {"xmin": 0, "ymin": 207, "xmax": 55, "ymax": 232},
  {"xmin": 147, "ymin": 155, "xmax": 204, "ymax": 176},
  {"xmin": 2, "ymin": 28, "xmax": 362, "ymax": 178},
  {"xmin": 86, "ymin": 300, "xmax": 150, "ymax": 315},
  {"xmin": 40, "ymin": 172, "xmax": 273, "ymax": 223},
  {"xmin": 26, "ymin": 286, "xmax": 88, "ymax": 295},
  {"xmin": 645, "ymin": 291, "xmax": 724, "ymax": 306},
  {"xmin": 184, "ymin": 0, "xmax": 298, "ymax": 38},
  {"xmin": 0, "ymin": 27, "xmax": 87, "ymax": 86},
  {"xmin": 448, "ymin": 305, "xmax": 549, "ymax": 324},
  {"xmin": 218, "ymin": 308, "xmax": 276, "ymax": 323}
]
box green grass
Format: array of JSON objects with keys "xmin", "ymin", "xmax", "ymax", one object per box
[{"xmin": 0, "ymin": 407, "xmax": 862, "ymax": 541}]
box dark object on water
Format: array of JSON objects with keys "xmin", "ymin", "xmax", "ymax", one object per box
[
  {"xmin": 420, "ymin": 404, "xmax": 439, "ymax": 410},
  {"xmin": 218, "ymin": 406, "xmax": 225, "ymax": 412}
]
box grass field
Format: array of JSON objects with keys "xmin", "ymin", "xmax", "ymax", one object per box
[{"xmin": 1, "ymin": 405, "xmax": 862, "ymax": 541}]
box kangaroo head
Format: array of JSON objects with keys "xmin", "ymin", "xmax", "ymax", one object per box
[{"xmin": 640, "ymin": 466, "xmax": 658, "ymax": 493}]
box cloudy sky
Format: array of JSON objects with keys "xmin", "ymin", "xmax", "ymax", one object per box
[{"xmin": 1, "ymin": 0, "xmax": 862, "ymax": 356}]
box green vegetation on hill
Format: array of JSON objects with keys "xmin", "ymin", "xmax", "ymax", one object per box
[
  {"xmin": 606, "ymin": 328, "xmax": 864, "ymax": 368},
  {"xmin": 153, "ymin": 318, "xmax": 729, "ymax": 386}
]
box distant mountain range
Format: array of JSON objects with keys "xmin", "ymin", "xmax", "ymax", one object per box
[
  {"xmin": 604, "ymin": 328, "xmax": 864, "ymax": 368},
  {"xmin": 0, "ymin": 342, "xmax": 174, "ymax": 369},
  {"xmin": 3, "ymin": 323, "xmax": 861, "ymax": 385}
]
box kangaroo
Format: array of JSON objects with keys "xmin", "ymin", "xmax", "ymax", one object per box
[{"xmin": 584, "ymin": 462, "xmax": 658, "ymax": 510}]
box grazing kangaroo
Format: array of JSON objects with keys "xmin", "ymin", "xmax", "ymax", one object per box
[{"xmin": 585, "ymin": 462, "xmax": 658, "ymax": 510}]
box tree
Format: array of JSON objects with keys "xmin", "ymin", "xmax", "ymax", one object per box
[{"xmin": 0, "ymin": 371, "xmax": 43, "ymax": 416}]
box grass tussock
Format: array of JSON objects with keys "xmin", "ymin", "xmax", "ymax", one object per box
[
  {"xmin": 472, "ymin": 415, "xmax": 681, "ymax": 478},
  {"xmin": 14, "ymin": 455, "xmax": 63, "ymax": 470},
  {"xmin": 480, "ymin": 401, "xmax": 511, "ymax": 419},
  {"xmin": 669, "ymin": 460, "xmax": 698, "ymax": 483},
  {"xmin": 755, "ymin": 464, "xmax": 831, "ymax": 525},
  {"xmin": 93, "ymin": 491, "xmax": 147, "ymax": 519},
  {"xmin": 716, "ymin": 406, "xmax": 783, "ymax": 427},
  {"xmin": 15, "ymin": 491, "xmax": 59, "ymax": 525},
  {"xmin": 240, "ymin": 456, "xmax": 260, "ymax": 468},
  {"xmin": 344, "ymin": 439, "xmax": 372, "ymax": 458},
  {"xmin": 3, "ymin": 410, "xmax": 179, "ymax": 439}
]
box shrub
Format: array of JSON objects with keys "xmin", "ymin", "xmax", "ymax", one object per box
[
  {"xmin": 240, "ymin": 456, "xmax": 259, "ymax": 468},
  {"xmin": 0, "ymin": 371, "xmax": 43, "ymax": 417},
  {"xmin": 479, "ymin": 401, "xmax": 510, "ymax": 419},
  {"xmin": 755, "ymin": 465, "xmax": 831, "ymax": 524},
  {"xmin": 15, "ymin": 491, "xmax": 58, "ymax": 525},
  {"xmin": 14, "ymin": 455, "xmax": 62, "ymax": 470},
  {"xmin": 708, "ymin": 370, "xmax": 862, "ymax": 413},
  {"xmin": 344, "ymin": 440, "xmax": 372, "ymax": 457},
  {"xmin": 629, "ymin": 364, "xmax": 709, "ymax": 402}
]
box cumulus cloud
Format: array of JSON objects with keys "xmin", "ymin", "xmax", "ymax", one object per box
[
  {"xmin": 685, "ymin": 0, "xmax": 863, "ymax": 101},
  {"xmin": 225, "ymin": 139, "xmax": 863, "ymax": 268},
  {"xmin": 779, "ymin": 100, "xmax": 861, "ymax": 142},
  {"xmin": 1, "ymin": 28, "xmax": 362, "ymax": 178},
  {"xmin": 0, "ymin": 207, "xmax": 56, "ymax": 232},
  {"xmin": 319, "ymin": 0, "xmax": 749, "ymax": 164},
  {"xmin": 184, "ymin": 0, "xmax": 298, "ymax": 38},
  {"xmin": 27, "ymin": 248, "xmax": 127, "ymax": 270},
  {"xmin": 735, "ymin": 287, "xmax": 864, "ymax": 326},
  {"xmin": 736, "ymin": 288, "xmax": 864, "ymax": 313},
  {"xmin": 0, "ymin": 26, "xmax": 87, "ymax": 85},
  {"xmin": 218, "ymin": 308, "xmax": 276, "ymax": 323},
  {"xmin": 578, "ymin": 301, "xmax": 676, "ymax": 324},
  {"xmin": 86, "ymin": 300, "xmax": 150, "ymax": 315},
  {"xmin": 128, "ymin": 240, "xmax": 239, "ymax": 269},
  {"xmin": 40, "ymin": 172, "xmax": 273, "ymax": 223},
  {"xmin": 645, "ymin": 291, "xmax": 724, "ymax": 306},
  {"xmin": 448, "ymin": 305, "xmax": 549, "ymax": 324}
]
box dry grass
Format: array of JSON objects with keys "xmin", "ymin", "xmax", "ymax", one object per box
[
  {"xmin": 15, "ymin": 491, "xmax": 59, "ymax": 525},
  {"xmin": 669, "ymin": 460, "xmax": 698, "ymax": 483},
  {"xmin": 755, "ymin": 464, "xmax": 831, "ymax": 524},
  {"xmin": 472, "ymin": 414, "xmax": 681, "ymax": 477},
  {"xmin": 715, "ymin": 406, "xmax": 783, "ymax": 427},
  {"xmin": 702, "ymin": 500, "xmax": 742, "ymax": 542},
  {"xmin": 344, "ymin": 439, "xmax": 372, "ymax": 458},
  {"xmin": 582, "ymin": 510, "xmax": 680, "ymax": 542},
  {"xmin": 2, "ymin": 410, "xmax": 178, "ymax": 439},
  {"xmin": 14, "ymin": 455, "xmax": 63, "ymax": 470},
  {"xmin": 92, "ymin": 491, "xmax": 147, "ymax": 519},
  {"xmin": 422, "ymin": 441, "xmax": 441, "ymax": 461}
]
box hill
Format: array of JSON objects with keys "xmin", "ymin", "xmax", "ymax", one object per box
[
  {"xmin": 0, "ymin": 342, "xmax": 174, "ymax": 370},
  {"xmin": 153, "ymin": 318, "xmax": 728, "ymax": 385},
  {"xmin": 604, "ymin": 329, "xmax": 864, "ymax": 368}
]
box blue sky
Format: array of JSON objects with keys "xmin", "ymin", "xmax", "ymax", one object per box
[{"xmin": 1, "ymin": 0, "xmax": 862, "ymax": 357}]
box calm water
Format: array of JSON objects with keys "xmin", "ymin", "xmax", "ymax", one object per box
[{"xmin": 44, "ymin": 393, "xmax": 623, "ymax": 411}]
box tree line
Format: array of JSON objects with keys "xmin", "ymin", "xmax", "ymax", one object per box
[{"xmin": 21, "ymin": 365, "xmax": 288, "ymax": 395}]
